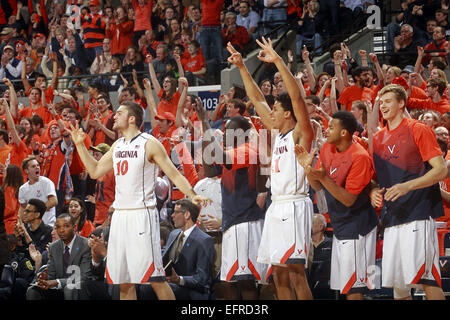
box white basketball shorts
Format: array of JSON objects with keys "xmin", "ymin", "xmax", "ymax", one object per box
[
  {"xmin": 105, "ymin": 207, "xmax": 166, "ymax": 284},
  {"xmin": 257, "ymin": 195, "xmax": 314, "ymax": 280},
  {"xmin": 220, "ymin": 219, "xmax": 268, "ymax": 283},
  {"xmin": 382, "ymin": 217, "xmax": 442, "ymax": 291},
  {"xmin": 330, "ymin": 226, "xmax": 377, "ymax": 294}
]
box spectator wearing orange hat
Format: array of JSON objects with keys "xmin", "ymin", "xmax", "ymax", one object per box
[
  {"xmin": 38, "ymin": 118, "xmax": 75, "ymax": 215},
  {"xmin": 151, "ymin": 111, "xmax": 177, "ymax": 156}
]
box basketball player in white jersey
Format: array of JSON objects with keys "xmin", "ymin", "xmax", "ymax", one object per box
[
  {"xmin": 67, "ymin": 101, "xmax": 209, "ymax": 300},
  {"xmin": 227, "ymin": 39, "xmax": 314, "ymax": 299}
]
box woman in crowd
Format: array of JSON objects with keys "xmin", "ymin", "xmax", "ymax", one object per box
[
  {"xmin": 2, "ymin": 165, "xmax": 23, "ymax": 235},
  {"xmin": 67, "ymin": 197, "xmax": 96, "ymax": 238}
]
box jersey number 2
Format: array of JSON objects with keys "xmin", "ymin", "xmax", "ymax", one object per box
[{"xmin": 116, "ymin": 160, "xmax": 129, "ymax": 176}]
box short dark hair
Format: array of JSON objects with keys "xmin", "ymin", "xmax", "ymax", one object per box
[
  {"xmin": 175, "ymin": 199, "xmax": 200, "ymax": 223},
  {"xmin": 328, "ymin": 42, "xmax": 341, "ymax": 57},
  {"xmin": 29, "ymin": 87, "xmax": 42, "ymax": 97},
  {"xmin": 428, "ymin": 77, "xmax": 447, "ymax": 96},
  {"xmin": 121, "ymin": 87, "xmax": 136, "ymax": 97},
  {"xmin": 331, "ymin": 111, "xmax": 358, "ymax": 136},
  {"xmin": 229, "ymin": 98, "xmax": 246, "ymax": 115},
  {"xmin": 436, "ymin": 8, "xmax": 448, "ymax": 16},
  {"xmin": 30, "ymin": 114, "xmax": 44, "ymax": 128},
  {"xmin": 352, "ymin": 66, "xmax": 371, "ymax": 79},
  {"xmin": 67, "ymin": 107, "xmax": 83, "ymax": 122},
  {"xmin": 56, "ymin": 213, "xmax": 75, "ymax": 226},
  {"xmin": 121, "ymin": 101, "xmax": 143, "ymax": 128},
  {"xmin": 89, "ymin": 81, "xmax": 105, "ymax": 92},
  {"xmin": 306, "ymin": 95, "xmax": 321, "ymax": 106},
  {"xmin": 432, "ymin": 59, "xmax": 447, "ymax": 71},
  {"xmin": 28, "ymin": 198, "xmax": 47, "ymax": 219},
  {"xmin": 265, "ymin": 94, "xmax": 275, "ymax": 107},
  {"xmin": 22, "ymin": 155, "xmax": 39, "ymax": 171},
  {"xmin": 275, "ymin": 92, "xmax": 296, "ymax": 122},
  {"xmin": 188, "ymin": 40, "xmax": 200, "ymax": 49},
  {"xmin": 35, "ymin": 72, "xmax": 46, "ymax": 81},
  {"xmin": 232, "ymin": 84, "xmax": 247, "ymax": 100}
]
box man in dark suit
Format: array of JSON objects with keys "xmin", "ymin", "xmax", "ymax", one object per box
[
  {"xmin": 139, "ymin": 199, "xmax": 215, "ymax": 300},
  {"xmin": 79, "ymin": 226, "xmax": 120, "ymax": 300},
  {"xmin": 26, "ymin": 213, "xmax": 92, "ymax": 300}
]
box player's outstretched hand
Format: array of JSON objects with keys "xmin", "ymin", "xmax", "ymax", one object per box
[
  {"xmin": 226, "ymin": 42, "xmax": 244, "ymax": 68},
  {"xmin": 256, "ymin": 37, "xmax": 281, "ymax": 64},
  {"xmin": 67, "ymin": 122, "xmax": 86, "ymax": 146}
]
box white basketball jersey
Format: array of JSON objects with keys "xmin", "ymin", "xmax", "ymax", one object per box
[
  {"xmin": 270, "ymin": 129, "xmax": 309, "ymax": 197},
  {"xmin": 112, "ymin": 132, "xmax": 158, "ymax": 209}
]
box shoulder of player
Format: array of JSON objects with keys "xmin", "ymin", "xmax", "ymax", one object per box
[
  {"xmin": 144, "ymin": 134, "xmax": 165, "ymax": 153},
  {"xmin": 407, "ymin": 118, "xmax": 435, "ymax": 135},
  {"xmin": 348, "ymin": 141, "xmax": 372, "ymax": 161}
]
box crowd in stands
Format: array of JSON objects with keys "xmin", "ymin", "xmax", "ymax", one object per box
[{"xmin": 0, "ymin": 0, "xmax": 449, "ymax": 301}]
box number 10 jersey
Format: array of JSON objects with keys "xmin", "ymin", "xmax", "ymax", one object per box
[{"xmin": 112, "ymin": 132, "xmax": 158, "ymax": 209}]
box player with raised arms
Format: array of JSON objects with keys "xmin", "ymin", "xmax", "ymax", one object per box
[
  {"xmin": 67, "ymin": 100, "xmax": 209, "ymax": 300},
  {"xmin": 227, "ymin": 38, "xmax": 314, "ymax": 299}
]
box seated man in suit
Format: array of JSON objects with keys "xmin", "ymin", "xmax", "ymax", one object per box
[
  {"xmin": 26, "ymin": 213, "xmax": 92, "ymax": 300},
  {"xmin": 138, "ymin": 199, "xmax": 215, "ymax": 300},
  {"xmin": 79, "ymin": 226, "xmax": 120, "ymax": 300}
]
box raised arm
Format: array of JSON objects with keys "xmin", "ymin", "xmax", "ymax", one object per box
[
  {"xmin": 226, "ymin": 42, "xmax": 273, "ymax": 129},
  {"xmin": 143, "ymin": 78, "xmax": 159, "ymax": 129},
  {"xmin": 317, "ymin": 78, "xmax": 330, "ymax": 102},
  {"xmin": 256, "ymin": 37, "xmax": 313, "ymax": 151},
  {"xmin": 2, "ymin": 78, "xmax": 18, "ymax": 119},
  {"xmin": 302, "ymin": 47, "xmax": 316, "ymax": 91},
  {"xmin": 2, "ymin": 98, "xmax": 20, "ymax": 147},
  {"xmin": 414, "ymin": 46, "xmax": 424, "ymax": 74},
  {"xmin": 21, "ymin": 57, "xmax": 32, "ymax": 93},
  {"xmin": 175, "ymin": 77, "xmax": 189, "ymax": 128},
  {"xmin": 329, "ymin": 77, "xmax": 339, "ymax": 114},
  {"xmin": 132, "ymin": 69, "xmax": 144, "ymax": 99},
  {"xmin": 174, "ymin": 54, "xmax": 185, "ymax": 80},
  {"xmin": 369, "ymin": 53, "xmax": 384, "ymax": 88},
  {"xmin": 359, "ymin": 50, "xmax": 368, "ymax": 67},
  {"xmin": 147, "ymin": 55, "xmax": 162, "ymax": 93}
]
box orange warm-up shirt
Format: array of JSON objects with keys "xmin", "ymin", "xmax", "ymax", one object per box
[{"xmin": 337, "ymin": 85, "xmax": 375, "ymax": 111}]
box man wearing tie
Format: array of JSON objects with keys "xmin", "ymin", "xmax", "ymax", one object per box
[
  {"xmin": 140, "ymin": 199, "xmax": 214, "ymax": 300},
  {"xmin": 26, "ymin": 213, "xmax": 92, "ymax": 300}
]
